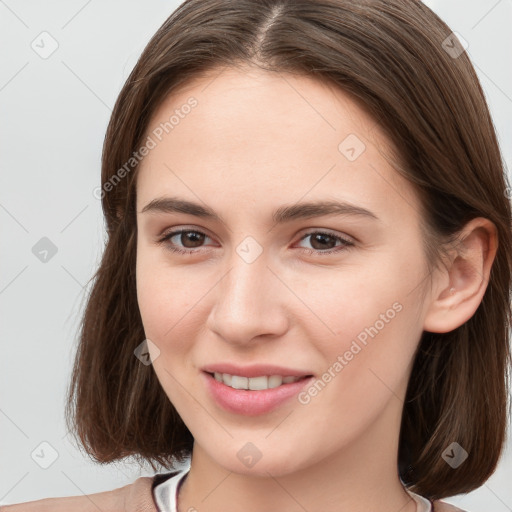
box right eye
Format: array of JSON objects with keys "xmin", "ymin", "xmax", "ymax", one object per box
[{"xmin": 157, "ymin": 228, "xmax": 215, "ymax": 255}]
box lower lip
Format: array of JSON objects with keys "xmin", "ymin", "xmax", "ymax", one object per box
[{"xmin": 202, "ymin": 371, "xmax": 314, "ymax": 416}]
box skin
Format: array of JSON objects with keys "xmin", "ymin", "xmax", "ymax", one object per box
[{"xmin": 134, "ymin": 65, "xmax": 497, "ymax": 512}]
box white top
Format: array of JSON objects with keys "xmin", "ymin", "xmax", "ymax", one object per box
[
  {"xmin": 153, "ymin": 469, "xmax": 189, "ymax": 512},
  {"xmin": 153, "ymin": 468, "xmax": 432, "ymax": 512}
]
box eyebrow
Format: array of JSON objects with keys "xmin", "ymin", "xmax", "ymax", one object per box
[{"xmin": 140, "ymin": 196, "xmax": 380, "ymax": 224}]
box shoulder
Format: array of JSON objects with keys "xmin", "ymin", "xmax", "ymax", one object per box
[
  {"xmin": 0, "ymin": 478, "xmax": 468, "ymax": 512},
  {"xmin": 0, "ymin": 472, "xmax": 178, "ymax": 512}
]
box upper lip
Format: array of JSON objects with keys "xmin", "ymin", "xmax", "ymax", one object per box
[{"xmin": 201, "ymin": 363, "xmax": 314, "ymax": 378}]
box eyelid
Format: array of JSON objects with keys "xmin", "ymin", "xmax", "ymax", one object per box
[
  {"xmin": 296, "ymin": 227, "xmax": 355, "ymax": 242},
  {"xmin": 158, "ymin": 224, "xmax": 216, "ymax": 241}
]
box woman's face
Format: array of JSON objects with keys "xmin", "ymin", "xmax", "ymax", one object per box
[{"xmin": 135, "ymin": 65, "xmax": 434, "ymax": 476}]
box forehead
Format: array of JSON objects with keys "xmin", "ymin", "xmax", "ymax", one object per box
[
  {"xmin": 136, "ymin": 65, "xmax": 419, "ymax": 225},
  {"xmin": 145, "ymin": 65, "xmax": 382, "ymax": 153}
]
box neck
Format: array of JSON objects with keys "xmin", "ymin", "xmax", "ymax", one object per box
[{"xmin": 176, "ymin": 399, "xmax": 418, "ymax": 512}]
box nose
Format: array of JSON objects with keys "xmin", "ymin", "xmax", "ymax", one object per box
[{"xmin": 206, "ymin": 246, "xmax": 289, "ymax": 346}]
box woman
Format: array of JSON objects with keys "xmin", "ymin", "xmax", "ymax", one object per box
[{"xmin": 3, "ymin": 0, "xmax": 510, "ymax": 510}]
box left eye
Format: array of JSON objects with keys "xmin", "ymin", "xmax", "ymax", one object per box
[
  {"xmin": 157, "ymin": 229, "xmax": 355, "ymax": 256},
  {"xmin": 296, "ymin": 231, "xmax": 355, "ymax": 255}
]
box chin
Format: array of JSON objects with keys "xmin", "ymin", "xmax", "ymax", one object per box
[{"xmin": 215, "ymin": 446, "xmax": 307, "ymax": 479}]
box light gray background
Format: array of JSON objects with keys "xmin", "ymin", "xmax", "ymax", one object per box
[{"xmin": 1, "ymin": 1, "xmax": 511, "ymax": 510}]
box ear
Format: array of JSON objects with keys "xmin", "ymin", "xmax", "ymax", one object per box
[{"xmin": 423, "ymin": 217, "xmax": 498, "ymax": 333}]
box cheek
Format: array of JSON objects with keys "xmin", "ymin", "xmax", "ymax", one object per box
[
  {"xmin": 137, "ymin": 249, "xmax": 191, "ymax": 331},
  {"xmin": 302, "ymin": 305, "xmax": 420, "ymax": 442},
  {"xmin": 304, "ymin": 257, "xmax": 425, "ymax": 406},
  {"xmin": 136, "ymin": 248, "xmax": 216, "ymax": 362},
  {"xmin": 136, "ymin": 260, "xmax": 169, "ymax": 340},
  {"xmin": 136, "ymin": 254, "xmax": 199, "ymax": 403}
]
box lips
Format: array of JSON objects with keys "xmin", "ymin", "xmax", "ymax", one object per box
[
  {"xmin": 201, "ymin": 362, "xmax": 314, "ymax": 379},
  {"xmin": 202, "ymin": 371, "xmax": 315, "ymax": 415}
]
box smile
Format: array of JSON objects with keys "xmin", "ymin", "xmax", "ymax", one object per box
[
  {"xmin": 210, "ymin": 372, "xmax": 309, "ymax": 390},
  {"xmin": 202, "ymin": 371, "xmax": 315, "ymax": 416}
]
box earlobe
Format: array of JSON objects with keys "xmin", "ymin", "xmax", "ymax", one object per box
[{"xmin": 422, "ymin": 217, "xmax": 498, "ymax": 334}]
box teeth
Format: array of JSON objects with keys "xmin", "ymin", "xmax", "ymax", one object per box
[
  {"xmin": 269, "ymin": 375, "xmax": 283, "ymax": 388},
  {"xmin": 213, "ymin": 372, "xmax": 304, "ymax": 390},
  {"xmin": 231, "ymin": 375, "xmax": 248, "ymax": 389}
]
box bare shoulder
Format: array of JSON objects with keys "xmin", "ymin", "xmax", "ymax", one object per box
[{"xmin": 0, "ymin": 476, "xmax": 156, "ymax": 512}]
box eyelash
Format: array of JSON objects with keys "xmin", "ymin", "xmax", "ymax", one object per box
[{"xmin": 156, "ymin": 228, "xmax": 355, "ymax": 256}]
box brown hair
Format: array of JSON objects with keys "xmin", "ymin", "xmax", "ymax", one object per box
[{"xmin": 65, "ymin": 0, "xmax": 512, "ymax": 500}]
